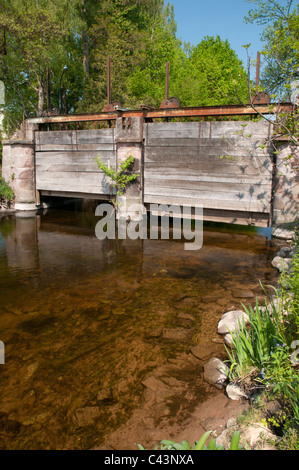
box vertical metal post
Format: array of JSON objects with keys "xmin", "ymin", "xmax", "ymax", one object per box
[
  {"xmin": 256, "ymin": 51, "xmax": 261, "ymax": 88},
  {"xmin": 107, "ymin": 56, "xmax": 111, "ymax": 107},
  {"xmin": 46, "ymin": 65, "xmax": 51, "ymax": 110}
]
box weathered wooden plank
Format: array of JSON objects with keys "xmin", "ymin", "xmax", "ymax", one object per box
[
  {"xmin": 144, "ymin": 162, "xmax": 272, "ymax": 178},
  {"xmin": 145, "ymin": 145, "xmax": 272, "ymax": 160},
  {"xmin": 37, "ymin": 170, "xmax": 108, "ymax": 182},
  {"xmin": 145, "ymin": 204, "xmax": 269, "ymax": 227},
  {"xmin": 36, "ymin": 151, "xmax": 116, "ymax": 173},
  {"xmin": 40, "ymin": 190, "xmax": 111, "ymax": 200},
  {"xmin": 36, "ymin": 150, "xmax": 116, "ymax": 160},
  {"xmin": 201, "ymin": 208, "xmax": 269, "ymax": 227},
  {"xmin": 144, "ymin": 121, "xmax": 273, "ymax": 140},
  {"xmin": 37, "ymin": 143, "xmax": 115, "ymax": 152},
  {"xmin": 37, "ymin": 182, "xmax": 111, "ymax": 194},
  {"xmin": 143, "ymin": 194, "xmax": 270, "ymax": 213},
  {"xmin": 143, "ymin": 174, "xmax": 272, "ymax": 185},
  {"xmin": 144, "ymin": 179, "xmax": 272, "ymax": 195},
  {"xmin": 35, "ymin": 129, "xmax": 115, "ymax": 151},
  {"xmin": 36, "ymin": 129, "xmax": 114, "ymax": 142},
  {"xmin": 36, "ymin": 171, "xmax": 111, "ymax": 194},
  {"xmin": 144, "ymin": 185, "xmax": 271, "ymax": 204},
  {"xmin": 37, "ymin": 163, "xmax": 104, "ymax": 173},
  {"xmin": 145, "ymin": 138, "xmax": 272, "ymax": 153}
]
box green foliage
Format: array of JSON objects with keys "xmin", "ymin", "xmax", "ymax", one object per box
[
  {"xmin": 137, "ymin": 430, "xmax": 243, "ymax": 450},
  {"xmin": 279, "ymin": 235, "xmax": 299, "ymax": 338},
  {"xmin": 0, "ymin": 0, "xmax": 252, "ymax": 127},
  {"xmin": 0, "ymin": 0, "xmax": 86, "ymax": 131},
  {"xmin": 95, "ymin": 154, "xmax": 137, "ymax": 197},
  {"xmin": 177, "ymin": 36, "xmax": 249, "ymax": 107},
  {"xmin": 0, "ymin": 176, "xmax": 14, "ymax": 201},
  {"xmin": 226, "ymin": 233, "xmax": 299, "ymax": 440},
  {"xmin": 245, "ymin": 0, "xmax": 299, "ymax": 95}
]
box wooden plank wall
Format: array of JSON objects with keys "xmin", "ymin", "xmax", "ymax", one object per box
[
  {"xmin": 35, "ymin": 129, "xmax": 116, "ymax": 196},
  {"xmin": 143, "ymin": 121, "xmax": 274, "ymax": 226}
]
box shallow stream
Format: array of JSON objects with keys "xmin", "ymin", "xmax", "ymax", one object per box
[{"xmin": 0, "ymin": 203, "xmax": 279, "ymax": 449}]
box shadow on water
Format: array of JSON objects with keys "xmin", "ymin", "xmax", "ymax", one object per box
[{"xmin": 0, "ymin": 202, "xmax": 280, "ymax": 449}]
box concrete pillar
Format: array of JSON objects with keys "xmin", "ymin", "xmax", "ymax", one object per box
[
  {"xmin": 272, "ymin": 142, "xmax": 299, "ymax": 226},
  {"xmin": 115, "ymin": 117, "xmax": 144, "ymax": 218},
  {"xmin": 1, "ymin": 122, "xmax": 38, "ymax": 210}
]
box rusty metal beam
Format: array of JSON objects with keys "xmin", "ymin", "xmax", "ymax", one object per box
[{"xmin": 26, "ymin": 103, "xmax": 293, "ymax": 125}]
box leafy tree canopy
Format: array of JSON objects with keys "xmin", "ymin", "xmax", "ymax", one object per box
[
  {"xmin": 0, "ymin": 0, "xmax": 250, "ymax": 134},
  {"xmin": 245, "ymin": 0, "xmax": 299, "ymax": 96}
]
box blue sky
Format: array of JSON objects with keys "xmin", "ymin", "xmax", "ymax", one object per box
[{"xmin": 166, "ymin": 0, "xmax": 265, "ymax": 69}]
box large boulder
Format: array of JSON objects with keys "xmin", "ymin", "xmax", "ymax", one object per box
[
  {"xmin": 276, "ymin": 246, "xmax": 291, "ymax": 258},
  {"xmin": 271, "ymin": 256, "xmax": 292, "ymax": 273},
  {"xmin": 217, "ymin": 310, "xmax": 250, "ymax": 335}
]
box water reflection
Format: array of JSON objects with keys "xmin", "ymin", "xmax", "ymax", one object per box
[{"xmin": 0, "ymin": 208, "xmax": 279, "ymax": 449}]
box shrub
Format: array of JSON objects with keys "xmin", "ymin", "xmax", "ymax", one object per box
[{"xmin": 0, "ymin": 176, "xmax": 14, "ymax": 202}]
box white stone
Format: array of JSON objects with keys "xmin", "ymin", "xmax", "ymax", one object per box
[
  {"xmin": 271, "ymin": 256, "xmax": 291, "ymax": 272},
  {"xmin": 272, "ymin": 227, "xmax": 295, "ymax": 240},
  {"xmin": 217, "ymin": 310, "xmax": 250, "ymax": 335},
  {"xmin": 223, "ymin": 333, "xmax": 234, "ymax": 348},
  {"xmin": 226, "ymin": 383, "xmax": 247, "ymax": 401}
]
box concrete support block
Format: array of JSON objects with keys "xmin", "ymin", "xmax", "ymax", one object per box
[
  {"xmin": 115, "ymin": 116, "xmax": 143, "ymax": 144},
  {"xmin": 2, "ymin": 140, "xmax": 36, "ymax": 205},
  {"xmin": 115, "ymin": 117, "xmax": 144, "ymax": 217}
]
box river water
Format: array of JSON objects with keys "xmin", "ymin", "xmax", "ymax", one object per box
[{"xmin": 0, "ymin": 203, "xmax": 279, "ymax": 449}]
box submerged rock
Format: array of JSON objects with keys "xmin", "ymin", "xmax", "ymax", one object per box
[
  {"xmin": 203, "ymin": 357, "xmax": 229, "ymax": 390},
  {"xmin": 162, "ymin": 328, "xmax": 193, "ymax": 342},
  {"xmin": 232, "ymin": 290, "xmax": 254, "ymax": 299},
  {"xmin": 72, "ymin": 406, "xmax": 102, "ymax": 428},
  {"xmin": 190, "ymin": 343, "xmax": 213, "ymax": 361}
]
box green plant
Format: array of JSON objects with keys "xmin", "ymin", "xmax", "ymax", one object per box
[
  {"xmin": 0, "ymin": 176, "xmax": 14, "ymax": 202},
  {"xmin": 278, "ymin": 235, "xmax": 299, "ymax": 340},
  {"xmin": 137, "ymin": 430, "xmax": 243, "ymax": 450},
  {"xmin": 225, "ymin": 297, "xmax": 287, "ymax": 380},
  {"xmin": 95, "ymin": 155, "xmax": 138, "ymax": 203}
]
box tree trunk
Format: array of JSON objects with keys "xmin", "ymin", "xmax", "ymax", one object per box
[
  {"xmin": 81, "ymin": 0, "xmax": 89, "ymax": 78},
  {"xmin": 37, "ymin": 78, "xmax": 45, "ymax": 116},
  {"xmin": 82, "ymin": 30, "xmax": 90, "ymax": 77}
]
